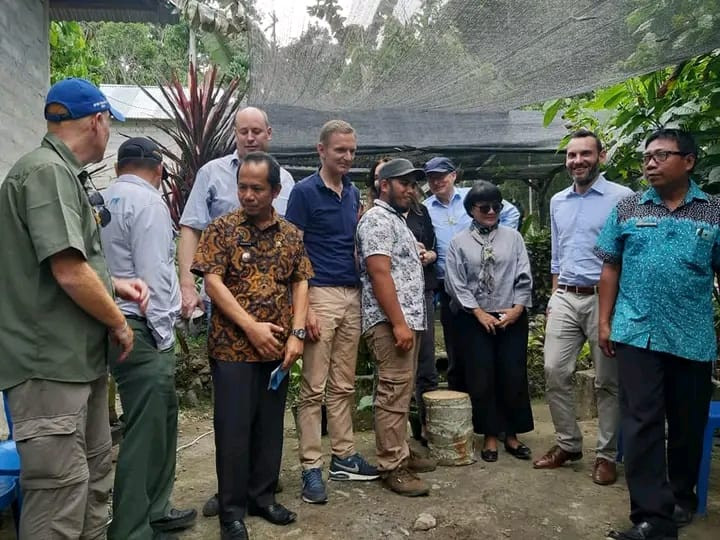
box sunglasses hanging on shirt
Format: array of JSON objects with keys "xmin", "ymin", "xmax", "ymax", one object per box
[{"xmin": 80, "ymin": 170, "xmax": 111, "ymax": 227}]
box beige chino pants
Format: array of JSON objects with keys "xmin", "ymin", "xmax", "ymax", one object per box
[
  {"xmin": 297, "ymin": 286, "xmax": 362, "ymax": 469},
  {"xmin": 365, "ymin": 322, "xmax": 420, "ymax": 472},
  {"xmin": 7, "ymin": 376, "xmax": 113, "ymax": 540},
  {"xmin": 544, "ymin": 290, "xmax": 619, "ymax": 460}
]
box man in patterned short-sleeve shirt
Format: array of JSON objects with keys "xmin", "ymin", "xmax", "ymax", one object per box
[
  {"xmin": 192, "ymin": 152, "xmax": 313, "ymax": 540},
  {"xmin": 356, "ymin": 158, "xmax": 429, "ymax": 497},
  {"xmin": 596, "ymin": 129, "xmax": 717, "ymax": 540}
]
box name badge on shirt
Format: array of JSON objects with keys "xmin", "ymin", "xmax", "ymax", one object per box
[{"xmin": 635, "ymin": 220, "xmax": 658, "ymax": 228}]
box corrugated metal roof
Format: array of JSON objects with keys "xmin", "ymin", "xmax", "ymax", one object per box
[
  {"xmin": 101, "ymin": 84, "xmax": 176, "ymax": 120},
  {"xmin": 50, "ymin": 0, "xmax": 179, "ymax": 24}
]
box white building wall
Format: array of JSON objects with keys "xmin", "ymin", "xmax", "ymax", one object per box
[{"xmin": 0, "ymin": 0, "xmax": 50, "ymax": 181}]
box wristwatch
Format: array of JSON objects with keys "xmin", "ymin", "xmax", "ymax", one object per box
[{"xmin": 291, "ymin": 328, "xmax": 307, "ymax": 340}]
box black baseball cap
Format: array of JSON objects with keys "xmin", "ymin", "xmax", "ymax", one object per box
[
  {"xmin": 117, "ymin": 137, "xmax": 168, "ymax": 179},
  {"xmin": 378, "ymin": 158, "xmax": 425, "ymax": 182}
]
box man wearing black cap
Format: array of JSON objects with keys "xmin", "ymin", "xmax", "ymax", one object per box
[
  {"xmin": 100, "ymin": 137, "xmax": 196, "ymax": 539},
  {"xmin": 356, "ymin": 158, "xmax": 430, "ymax": 497},
  {"xmin": 0, "ymin": 78, "xmax": 149, "ymax": 539}
]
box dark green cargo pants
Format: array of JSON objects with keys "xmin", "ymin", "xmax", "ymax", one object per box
[{"xmin": 108, "ymin": 319, "xmax": 178, "ymax": 540}]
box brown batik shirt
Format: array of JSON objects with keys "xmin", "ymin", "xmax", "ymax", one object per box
[{"xmin": 191, "ymin": 208, "xmax": 314, "ymax": 362}]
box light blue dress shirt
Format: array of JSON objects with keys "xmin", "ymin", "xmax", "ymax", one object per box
[
  {"xmin": 179, "ymin": 151, "xmax": 295, "ymax": 230},
  {"xmin": 424, "ymin": 186, "xmax": 519, "ymax": 279},
  {"xmin": 102, "ymin": 174, "xmax": 181, "ymax": 350},
  {"xmin": 550, "ymin": 174, "xmax": 634, "ymax": 286},
  {"xmin": 595, "ymin": 181, "xmax": 720, "ymax": 362}
]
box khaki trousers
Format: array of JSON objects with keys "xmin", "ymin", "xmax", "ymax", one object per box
[
  {"xmin": 297, "ymin": 286, "xmax": 362, "ymax": 469},
  {"xmin": 7, "ymin": 376, "xmax": 113, "ymax": 540},
  {"xmin": 365, "ymin": 322, "xmax": 420, "ymax": 472},
  {"xmin": 543, "ymin": 290, "xmax": 619, "ymax": 460}
]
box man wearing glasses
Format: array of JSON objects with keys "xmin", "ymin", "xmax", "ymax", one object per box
[
  {"xmin": 422, "ymin": 157, "xmax": 520, "ymax": 391},
  {"xmin": 534, "ymin": 129, "xmax": 632, "ymax": 485},
  {"xmin": 597, "ymin": 129, "xmax": 716, "ymax": 540}
]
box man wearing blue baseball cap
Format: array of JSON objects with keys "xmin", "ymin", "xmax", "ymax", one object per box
[
  {"xmin": 422, "ymin": 157, "xmax": 520, "ymax": 391},
  {"xmin": 0, "ymin": 78, "xmax": 149, "ymax": 539}
]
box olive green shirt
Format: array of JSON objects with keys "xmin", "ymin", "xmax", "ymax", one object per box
[{"xmin": 0, "ymin": 133, "xmax": 113, "ymax": 390}]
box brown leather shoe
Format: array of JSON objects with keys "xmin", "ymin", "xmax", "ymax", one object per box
[
  {"xmin": 532, "ymin": 445, "xmax": 583, "ymax": 469},
  {"xmin": 408, "ymin": 449, "xmax": 437, "ymax": 473},
  {"xmin": 592, "ymin": 457, "xmax": 617, "ymax": 485}
]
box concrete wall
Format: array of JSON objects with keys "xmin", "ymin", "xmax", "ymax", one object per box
[{"xmin": 0, "ymin": 0, "xmax": 50, "ymax": 181}]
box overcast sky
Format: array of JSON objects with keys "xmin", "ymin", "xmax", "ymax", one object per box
[{"xmin": 252, "ymin": 0, "xmax": 423, "ymax": 45}]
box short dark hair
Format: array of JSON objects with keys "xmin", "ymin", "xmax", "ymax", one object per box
[
  {"xmin": 366, "ymin": 157, "xmax": 392, "ymax": 198},
  {"xmin": 239, "ymin": 151, "xmax": 281, "ymax": 188},
  {"xmin": 569, "ymin": 128, "xmax": 603, "ymax": 153},
  {"xmin": 463, "ymin": 180, "xmax": 502, "ymax": 216},
  {"xmin": 645, "ymin": 128, "xmax": 698, "ymax": 157}
]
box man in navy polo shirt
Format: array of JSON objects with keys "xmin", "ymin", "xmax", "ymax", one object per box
[
  {"xmin": 286, "ymin": 120, "xmax": 379, "ymax": 504},
  {"xmin": 597, "ymin": 129, "xmax": 717, "ymax": 540}
]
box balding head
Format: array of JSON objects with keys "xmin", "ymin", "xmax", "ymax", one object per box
[{"xmin": 234, "ymin": 107, "xmax": 272, "ymax": 157}]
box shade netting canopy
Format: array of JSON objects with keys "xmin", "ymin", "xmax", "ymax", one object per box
[{"xmin": 241, "ymin": 0, "xmax": 720, "ymax": 151}]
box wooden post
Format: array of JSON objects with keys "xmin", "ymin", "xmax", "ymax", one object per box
[{"xmin": 423, "ymin": 390, "xmax": 475, "ymax": 466}]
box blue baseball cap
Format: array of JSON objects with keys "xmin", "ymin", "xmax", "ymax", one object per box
[
  {"xmin": 44, "ymin": 78, "xmax": 125, "ymax": 122},
  {"xmin": 423, "ymin": 156, "xmax": 456, "ymax": 174}
]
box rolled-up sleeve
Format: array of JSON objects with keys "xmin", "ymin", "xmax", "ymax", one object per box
[
  {"xmin": 444, "ymin": 240, "xmax": 480, "ymax": 311},
  {"xmin": 550, "ymin": 198, "xmax": 560, "ymax": 274},
  {"xmin": 512, "ymin": 235, "xmax": 533, "ymax": 308},
  {"xmin": 593, "ymin": 206, "xmax": 623, "ymax": 264},
  {"xmin": 130, "ymin": 203, "xmax": 178, "ymax": 350}
]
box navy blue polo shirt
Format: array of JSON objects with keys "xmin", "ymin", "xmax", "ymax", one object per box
[{"xmin": 285, "ymin": 172, "xmax": 360, "ymax": 287}]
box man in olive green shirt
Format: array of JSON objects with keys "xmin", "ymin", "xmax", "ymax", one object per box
[{"xmin": 0, "ymin": 78, "xmax": 149, "ymax": 540}]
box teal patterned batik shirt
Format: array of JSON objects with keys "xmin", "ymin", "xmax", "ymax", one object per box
[{"xmin": 594, "ymin": 180, "xmax": 720, "ymax": 362}]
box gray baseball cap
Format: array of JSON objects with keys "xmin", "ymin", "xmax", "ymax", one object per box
[{"xmin": 378, "ymin": 158, "xmax": 426, "ymax": 182}]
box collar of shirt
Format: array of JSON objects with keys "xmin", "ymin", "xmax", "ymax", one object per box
[
  {"xmin": 235, "ymin": 207, "xmax": 281, "ymax": 229},
  {"xmin": 311, "ymin": 171, "xmax": 353, "ymax": 194},
  {"xmin": 562, "ymin": 173, "xmax": 608, "ymax": 199},
  {"xmin": 115, "ymin": 173, "xmax": 163, "ymax": 196},
  {"xmin": 427, "ymin": 187, "xmax": 465, "ymax": 207},
  {"xmin": 373, "ymin": 198, "xmax": 405, "ymax": 219},
  {"xmin": 640, "ymin": 179, "xmax": 707, "ymax": 206},
  {"xmin": 42, "ymin": 132, "xmax": 84, "ymax": 179}
]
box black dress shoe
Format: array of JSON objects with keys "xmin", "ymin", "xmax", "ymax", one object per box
[
  {"xmin": 203, "ymin": 494, "xmax": 219, "ymax": 518},
  {"xmin": 151, "ymin": 508, "xmax": 197, "ymax": 532},
  {"xmin": 220, "ymin": 519, "xmax": 249, "ymax": 540},
  {"xmin": 481, "ymin": 449, "xmax": 498, "ymax": 462},
  {"xmin": 606, "ymin": 521, "xmax": 677, "ymax": 540},
  {"xmin": 248, "ymin": 503, "xmax": 297, "ymax": 525},
  {"xmin": 672, "ymin": 504, "xmax": 693, "ymax": 528},
  {"xmin": 504, "ymin": 442, "xmax": 532, "ymax": 460}
]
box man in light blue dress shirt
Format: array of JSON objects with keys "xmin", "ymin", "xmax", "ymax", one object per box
[
  {"xmin": 533, "ymin": 130, "xmax": 633, "ymax": 487},
  {"xmin": 101, "ymin": 138, "xmax": 196, "ymax": 538},
  {"xmin": 422, "ymin": 156, "xmax": 521, "ymax": 390}
]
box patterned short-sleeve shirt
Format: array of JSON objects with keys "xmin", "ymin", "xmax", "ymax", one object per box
[
  {"xmin": 191, "ymin": 209, "xmax": 314, "ymax": 362},
  {"xmin": 356, "ymin": 199, "xmax": 426, "ymax": 334},
  {"xmin": 594, "ymin": 180, "xmax": 720, "ymax": 362}
]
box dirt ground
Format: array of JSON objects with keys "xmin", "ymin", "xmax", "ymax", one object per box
[
  {"xmin": 2, "ymin": 402, "xmax": 718, "ymax": 540},
  {"xmin": 168, "ymin": 403, "xmax": 719, "ymax": 540}
]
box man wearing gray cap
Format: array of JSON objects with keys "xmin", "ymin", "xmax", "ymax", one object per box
[
  {"xmin": 356, "ymin": 158, "xmax": 430, "ymax": 497},
  {"xmin": 101, "ymin": 137, "xmax": 197, "ymax": 539},
  {"xmin": 0, "ymin": 78, "xmax": 148, "ymax": 539}
]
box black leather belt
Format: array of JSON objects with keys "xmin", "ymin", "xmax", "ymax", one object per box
[
  {"xmin": 125, "ymin": 313, "xmax": 147, "ymax": 323},
  {"xmin": 557, "ymin": 284, "xmax": 598, "ymax": 295}
]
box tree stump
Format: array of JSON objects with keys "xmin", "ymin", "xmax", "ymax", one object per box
[
  {"xmin": 423, "ymin": 390, "xmax": 475, "ymax": 466},
  {"xmin": 575, "ymin": 369, "xmax": 598, "ymax": 421}
]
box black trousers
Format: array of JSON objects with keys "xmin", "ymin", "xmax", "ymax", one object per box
[
  {"xmin": 454, "ymin": 309, "xmax": 534, "ymax": 436},
  {"xmin": 211, "ymin": 359, "xmax": 288, "ymax": 523},
  {"xmin": 416, "ymin": 290, "xmax": 440, "ymax": 427},
  {"xmin": 616, "ymin": 344, "xmax": 713, "ymax": 531},
  {"xmin": 437, "ymin": 283, "xmax": 462, "ymax": 392}
]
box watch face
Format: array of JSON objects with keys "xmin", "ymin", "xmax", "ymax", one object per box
[{"xmin": 293, "ymin": 328, "xmax": 307, "ymax": 340}]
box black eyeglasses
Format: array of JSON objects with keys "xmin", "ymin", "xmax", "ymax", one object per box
[
  {"xmin": 473, "ymin": 202, "xmax": 503, "ymax": 214},
  {"xmin": 642, "ymin": 151, "xmax": 689, "ymax": 164}
]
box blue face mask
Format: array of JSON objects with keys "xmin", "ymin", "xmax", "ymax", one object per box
[{"xmin": 268, "ymin": 365, "xmax": 288, "ymax": 391}]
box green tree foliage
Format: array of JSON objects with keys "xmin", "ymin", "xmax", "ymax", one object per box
[
  {"xmin": 49, "ymin": 22, "xmax": 102, "ymax": 84},
  {"xmin": 543, "ymin": 51, "xmax": 720, "ymax": 190}
]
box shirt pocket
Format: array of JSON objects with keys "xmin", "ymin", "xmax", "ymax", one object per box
[{"xmin": 686, "ymin": 234, "xmax": 714, "ymax": 275}]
